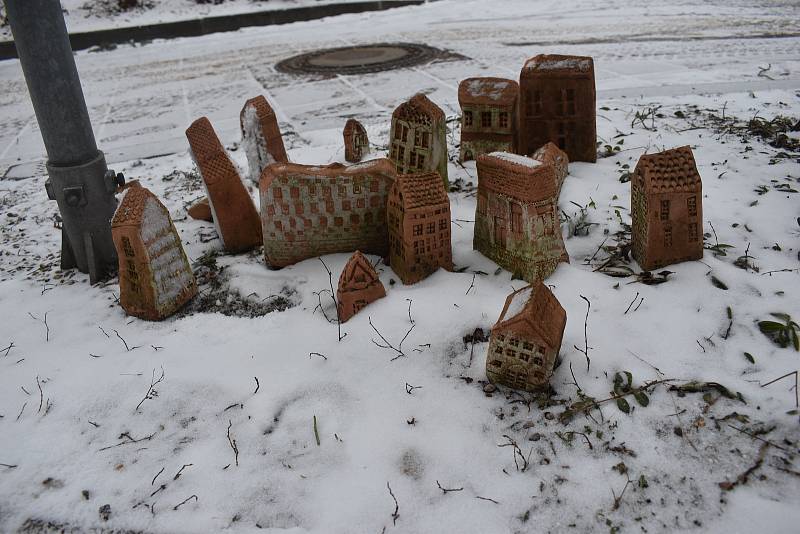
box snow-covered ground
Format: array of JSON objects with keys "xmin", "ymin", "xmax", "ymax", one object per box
[
  {"xmin": 1, "ymin": 1, "xmax": 799, "ymax": 532},
  {"xmin": 0, "ymin": 0, "xmax": 399, "ymax": 41}
]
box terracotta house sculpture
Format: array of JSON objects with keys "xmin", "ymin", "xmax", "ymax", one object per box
[
  {"xmin": 389, "ymin": 93, "xmax": 449, "ymax": 187},
  {"xmin": 260, "ymin": 159, "xmax": 397, "ymax": 268},
  {"xmin": 186, "ymin": 117, "xmax": 262, "ymax": 253},
  {"xmin": 531, "ymin": 142, "xmax": 569, "ymax": 195},
  {"xmin": 187, "ymin": 197, "xmax": 213, "ymax": 222},
  {"xmin": 631, "ymin": 145, "xmax": 704, "ymax": 271},
  {"xmin": 474, "ymin": 152, "xmax": 568, "ymax": 282},
  {"xmin": 240, "ymin": 96, "xmax": 288, "ymax": 183},
  {"xmin": 485, "ymin": 281, "xmax": 566, "ymax": 392},
  {"xmin": 519, "ymin": 54, "xmax": 596, "ymax": 163},
  {"xmin": 336, "ymin": 250, "xmax": 386, "ymax": 322},
  {"xmin": 458, "ymin": 77, "xmax": 519, "ymax": 162},
  {"xmin": 387, "ymin": 172, "xmax": 452, "ymax": 285},
  {"xmin": 112, "ymin": 183, "xmax": 197, "ymax": 321},
  {"xmin": 343, "ymin": 119, "xmax": 369, "ymax": 163}
]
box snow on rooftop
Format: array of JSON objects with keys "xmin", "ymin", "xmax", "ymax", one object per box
[
  {"xmin": 505, "ymin": 285, "xmax": 533, "ymax": 319},
  {"xmin": 487, "ymin": 151, "xmax": 542, "ymax": 168},
  {"xmin": 464, "ymin": 79, "xmax": 511, "ymax": 100},
  {"xmin": 524, "ymin": 57, "xmax": 592, "ymax": 72}
]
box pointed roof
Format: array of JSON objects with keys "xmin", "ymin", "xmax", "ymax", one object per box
[
  {"xmin": 338, "ymin": 251, "xmax": 380, "ymax": 291},
  {"xmin": 522, "ymin": 54, "xmax": 594, "ymax": 76},
  {"xmin": 635, "ymin": 145, "xmax": 702, "ymax": 193},
  {"xmin": 344, "ymin": 118, "xmax": 366, "ymax": 137},
  {"xmin": 185, "ymin": 117, "xmax": 226, "ymax": 166},
  {"xmin": 392, "ymin": 93, "xmax": 445, "ymax": 122},
  {"xmin": 393, "ymin": 172, "xmax": 449, "ymax": 210},
  {"xmin": 477, "ymin": 152, "xmax": 557, "ymax": 203},
  {"xmin": 458, "ymin": 77, "xmax": 518, "ymax": 107},
  {"xmin": 495, "ymin": 282, "xmax": 566, "ymax": 349},
  {"xmin": 239, "ymin": 95, "xmax": 277, "ymax": 126},
  {"xmin": 112, "ymin": 183, "xmax": 161, "ymax": 228}
]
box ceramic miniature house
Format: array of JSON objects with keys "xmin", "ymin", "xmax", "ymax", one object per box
[
  {"xmin": 112, "ymin": 183, "xmax": 197, "ymax": 321},
  {"xmin": 389, "ymin": 93, "xmax": 449, "ymax": 187},
  {"xmin": 519, "ymin": 54, "xmax": 596, "ymax": 163},
  {"xmin": 337, "ymin": 250, "xmax": 386, "ymax": 322},
  {"xmin": 458, "ymin": 77, "xmax": 519, "ymax": 162},
  {"xmin": 187, "ymin": 197, "xmax": 212, "ymax": 222},
  {"xmin": 240, "ymin": 96, "xmax": 288, "ymax": 183},
  {"xmin": 343, "ymin": 119, "xmax": 369, "ymax": 163},
  {"xmin": 474, "ymin": 152, "xmax": 568, "ymax": 282},
  {"xmin": 260, "ymin": 159, "xmax": 397, "ymax": 268},
  {"xmin": 186, "ymin": 116, "xmax": 262, "ymax": 253},
  {"xmin": 485, "ymin": 281, "xmax": 566, "ymax": 392},
  {"xmin": 531, "ymin": 142, "xmax": 569, "ymax": 195},
  {"xmin": 631, "ymin": 146, "xmax": 703, "ymax": 271},
  {"xmin": 387, "ymin": 172, "xmax": 452, "ymax": 285}
]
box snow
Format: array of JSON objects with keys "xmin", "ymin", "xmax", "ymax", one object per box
[
  {"xmin": 241, "ymin": 103, "xmax": 274, "ymax": 184},
  {"xmin": 464, "ymin": 78, "xmax": 511, "ymax": 100},
  {"xmin": 503, "ymin": 286, "xmax": 532, "ymax": 320},
  {"xmin": 142, "ymin": 196, "xmax": 193, "ymax": 310},
  {"xmin": 487, "ymin": 151, "xmax": 542, "ymax": 168},
  {"xmin": 524, "ymin": 57, "xmax": 593, "ymax": 72},
  {"xmin": 1, "ymin": 1, "xmax": 800, "ymax": 533}
]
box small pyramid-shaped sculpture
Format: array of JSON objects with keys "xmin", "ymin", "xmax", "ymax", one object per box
[
  {"xmin": 337, "ymin": 251, "xmax": 386, "ymax": 323},
  {"xmin": 186, "ymin": 116, "xmax": 262, "ymax": 253},
  {"xmin": 112, "ymin": 183, "xmax": 197, "ymax": 320},
  {"xmin": 390, "ymin": 93, "xmax": 449, "ymax": 187},
  {"xmin": 531, "ymin": 142, "xmax": 569, "ymax": 196},
  {"xmin": 486, "ymin": 281, "xmax": 566, "ymax": 392},
  {"xmin": 343, "ymin": 119, "xmax": 369, "ymax": 163},
  {"xmin": 240, "ymin": 95, "xmax": 288, "ymax": 184},
  {"xmin": 631, "ymin": 145, "xmax": 703, "ymax": 271}
]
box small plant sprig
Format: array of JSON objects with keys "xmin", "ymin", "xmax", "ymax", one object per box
[
  {"xmin": 758, "ymin": 313, "xmax": 799, "ymax": 351},
  {"xmin": 613, "ymin": 371, "xmax": 650, "ymax": 414}
]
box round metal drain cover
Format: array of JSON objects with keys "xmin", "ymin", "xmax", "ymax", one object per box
[{"xmin": 275, "ymin": 43, "xmax": 465, "ymax": 76}]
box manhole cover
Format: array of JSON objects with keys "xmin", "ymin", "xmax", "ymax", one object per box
[{"xmin": 275, "ymin": 43, "xmax": 466, "ymax": 76}]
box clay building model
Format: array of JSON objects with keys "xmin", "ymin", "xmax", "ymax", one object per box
[
  {"xmin": 631, "ymin": 145, "xmax": 704, "ymax": 271},
  {"xmin": 519, "ymin": 54, "xmax": 596, "ymax": 163},
  {"xmin": 458, "ymin": 77, "xmax": 519, "ymax": 162},
  {"xmin": 531, "ymin": 141, "xmax": 569, "ymax": 195},
  {"xmin": 387, "ymin": 172, "xmax": 452, "ymax": 285},
  {"xmin": 474, "ymin": 152, "xmax": 568, "ymax": 282},
  {"xmin": 337, "ymin": 250, "xmax": 386, "ymax": 322},
  {"xmin": 240, "ymin": 96, "xmax": 288, "ymax": 184},
  {"xmin": 485, "ymin": 281, "xmax": 566, "ymax": 392},
  {"xmin": 112, "ymin": 183, "xmax": 197, "ymax": 321},
  {"xmin": 187, "ymin": 197, "xmax": 213, "ymax": 222},
  {"xmin": 343, "ymin": 119, "xmax": 370, "ymax": 163},
  {"xmin": 389, "ymin": 93, "xmax": 449, "ymax": 187},
  {"xmin": 186, "ymin": 117, "xmax": 263, "ymax": 253},
  {"xmin": 260, "ymin": 159, "xmax": 397, "ymax": 268}
]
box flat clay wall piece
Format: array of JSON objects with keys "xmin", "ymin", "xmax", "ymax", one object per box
[
  {"xmin": 112, "ymin": 183, "xmax": 197, "ymax": 320},
  {"xmin": 260, "ymin": 159, "xmax": 397, "ymax": 268},
  {"xmin": 485, "ymin": 281, "xmax": 566, "ymax": 392},
  {"xmin": 186, "ymin": 116, "xmax": 262, "ymax": 253}
]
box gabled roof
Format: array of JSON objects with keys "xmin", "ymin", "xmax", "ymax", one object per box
[
  {"xmin": 185, "ymin": 117, "xmax": 226, "ymax": 166},
  {"xmin": 338, "ymin": 251, "xmax": 380, "ymax": 291},
  {"xmin": 521, "ymin": 54, "xmax": 594, "ymax": 76},
  {"xmin": 112, "ymin": 183, "xmax": 161, "ymax": 228},
  {"xmin": 260, "ymin": 158, "xmax": 396, "ymax": 191},
  {"xmin": 458, "ymin": 77, "xmax": 519, "ymax": 107},
  {"xmin": 392, "ymin": 93, "xmax": 445, "ymax": 122},
  {"xmin": 393, "ymin": 172, "xmax": 449, "ymax": 210},
  {"xmin": 495, "ymin": 281, "xmax": 566, "ymax": 349},
  {"xmin": 239, "ymin": 95, "xmax": 277, "ymax": 126},
  {"xmin": 635, "ymin": 145, "xmax": 702, "ymax": 193},
  {"xmin": 344, "ymin": 118, "xmax": 366, "ymax": 137},
  {"xmin": 477, "ymin": 152, "xmax": 557, "ymax": 203}
]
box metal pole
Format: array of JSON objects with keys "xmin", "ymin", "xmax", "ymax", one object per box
[{"xmin": 4, "ymin": 0, "xmax": 123, "ymax": 283}]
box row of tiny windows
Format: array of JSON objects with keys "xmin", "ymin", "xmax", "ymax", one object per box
[
  {"xmin": 463, "ymin": 110, "xmax": 510, "ymax": 129},
  {"xmin": 394, "ymin": 123, "xmax": 431, "ymax": 148},
  {"xmin": 272, "ymin": 182, "xmax": 380, "ymax": 199}
]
